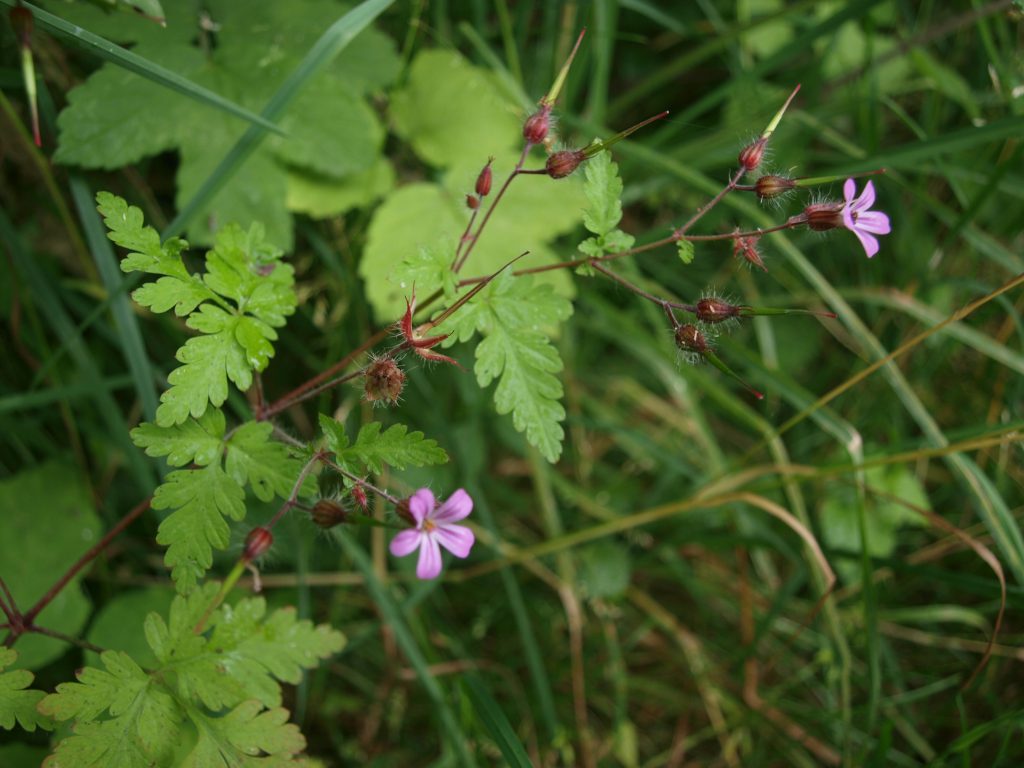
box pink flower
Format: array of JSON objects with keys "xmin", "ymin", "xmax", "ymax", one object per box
[
  {"xmin": 389, "ymin": 488, "xmax": 475, "ymax": 579},
  {"xmin": 842, "ymin": 179, "xmax": 890, "ymax": 258}
]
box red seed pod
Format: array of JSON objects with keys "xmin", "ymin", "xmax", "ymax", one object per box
[
  {"xmin": 243, "ymin": 527, "xmax": 273, "ymax": 561},
  {"xmin": 466, "ymin": 194, "xmax": 480, "ymax": 210},
  {"xmin": 475, "ymin": 158, "xmax": 493, "ymax": 197},
  {"xmin": 523, "ymin": 108, "xmax": 551, "ymax": 144},
  {"xmin": 311, "ymin": 499, "xmax": 348, "ymax": 529},
  {"xmin": 695, "ymin": 298, "xmax": 742, "ymax": 324},
  {"xmin": 545, "ymin": 149, "xmax": 585, "ymax": 179},
  {"xmin": 738, "ymin": 137, "xmax": 768, "ymax": 172},
  {"xmin": 364, "ymin": 357, "xmax": 405, "ymax": 404},
  {"xmin": 9, "ymin": 6, "xmax": 33, "ymax": 49},
  {"xmin": 674, "ymin": 324, "xmax": 708, "ymax": 354},
  {"xmin": 754, "ymin": 174, "xmax": 796, "ymax": 200},
  {"xmin": 351, "ymin": 485, "xmax": 368, "ymax": 510},
  {"xmin": 803, "ymin": 202, "xmax": 844, "ymax": 231}
]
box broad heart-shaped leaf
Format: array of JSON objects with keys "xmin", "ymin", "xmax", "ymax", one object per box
[
  {"xmin": 439, "ymin": 272, "xmax": 572, "ymax": 462},
  {"xmin": 363, "ymin": 168, "xmax": 584, "ymax": 322},
  {"xmin": 56, "ymin": 0, "xmax": 399, "ymax": 249},
  {"xmin": 0, "ymin": 464, "xmax": 102, "ymax": 670},
  {"xmin": 367, "ymin": 46, "xmax": 586, "ymax": 323},
  {"xmin": 39, "ymin": 584, "xmax": 341, "ymax": 767},
  {"xmin": 0, "ymin": 649, "xmax": 51, "ymax": 733},
  {"xmin": 286, "ymin": 157, "xmax": 395, "ymax": 219},
  {"xmin": 320, "ymin": 416, "xmax": 449, "ymax": 476},
  {"xmin": 225, "ymin": 422, "xmax": 317, "ymax": 503},
  {"xmin": 153, "ymin": 464, "xmax": 245, "ymax": 593},
  {"xmin": 390, "ymin": 49, "xmax": 521, "ymax": 168}
]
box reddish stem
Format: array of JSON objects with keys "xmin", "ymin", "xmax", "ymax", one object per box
[
  {"xmin": 453, "ymin": 142, "xmax": 532, "ymax": 273},
  {"xmin": 673, "ymin": 167, "xmax": 746, "ymax": 237},
  {"xmin": 22, "ymin": 496, "xmax": 151, "ymax": 625}
]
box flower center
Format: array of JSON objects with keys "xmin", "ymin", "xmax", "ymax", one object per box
[{"xmin": 422, "ymin": 518, "xmax": 437, "ymax": 533}]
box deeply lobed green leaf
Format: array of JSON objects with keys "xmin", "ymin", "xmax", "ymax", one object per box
[{"xmin": 38, "ymin": 587, "xmax": 342, "ymax": 766}]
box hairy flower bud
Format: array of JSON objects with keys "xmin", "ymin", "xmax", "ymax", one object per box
[
  {"xmin": 243, "ymin": 527, "xmax": 273, "ymax": 561},
  {"xmin": 674, "ymin": 324, "xmax": 708, "ymax": 354},
  {"xmin": 733, "ymin": 234, "xmax": 766, "ymax": 271},
  {"xmin": 738, "ymin": 137, "xmax": 768, "ymax": 172},
  {"xmin": 545, "ymin": 149, "xmax": 585, "ymax": 179},
  {"xmin": 695, "ymin": 298, "xmax": 743, "ymax": 324},
  {"xmin": 754, "ymin": 174, "xmax": 796, "ymax": 200},
  {"xmin": 466, "ymin": 194, "xmax": 479, "ymax": 210},
  {"xmin": 351, "ymin": 486, "xmax": 368, "ymax": 509},
  {"xmin": 803, "ymin": 202, "xmax": 844, "ymax": 231},
  {"xmin": 475, "ymin": 158, "xmax": 493, "ymax": 197},
  {"xmin": 311, "ymin": 499, "xmax": 348, "ymax": 529},
  {"xmin": 364, "ymin": 357, "xmax": 405, "ymax": 404},
  {"xmin": 523, "ymin": 108, "xmax": 551, "ymax": 144}
]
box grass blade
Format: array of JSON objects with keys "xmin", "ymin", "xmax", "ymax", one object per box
[
  {"xmin": 69, "ymin": 176, "xmax": 159, "ymax": 422},
  {"xmin": 1, "ymin": 0, "xmax": 283, "ymax": 135},
  {"xmin": 164, "ymin": 0, "xmax": 395, "ymax": 239}
]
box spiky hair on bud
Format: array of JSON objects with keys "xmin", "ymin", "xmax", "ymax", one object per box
[{"xmin": 695, "ymin": 291, "xmax": 744, "ymax": 327}]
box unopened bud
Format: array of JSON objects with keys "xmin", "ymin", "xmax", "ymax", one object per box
[
  {"xmin": 803, "ymin": 202, "xmax": 844, "ymax": 231},
  {"xmin": 364, "ymin": 357, "xmax": 405, "ymax": 404},
  {"xmin": 674, "ymin": 324, "xmax": 708, "ymax": 354},
  {"xmin": 475, "ymin": 158, "xmax": 493, "ymax": 197},
  {"xmin": 466, "ymin": 194, "xmax": 479, "ymax": 210},
  {"xmin": 311, "ymin": 499, "xmax": 348, "ymax": 529},
  {"xmin": 546, "ymin": 149, "xmax": 585, "ymax": 179},
  {"xmin": 738, "ymin": 137, "xmax": 768, "ymax": 172},
  {"xmin": 243, "ymin": 527, "xmax": 273, "ymax": 561},
  {"xmin": 523, "ymin": 108, "xmax": 551, "ymax": 144},
  {"xmin": 696, "ymin": 298, "xmax": 743, "ymax": 323},
  {"xmin": 754, "ymin": 174, "xmax": 796, "ymax": 199},
  {"xmin": 351, "ymin": 486, "xmax": 368, "ymax": 509}
]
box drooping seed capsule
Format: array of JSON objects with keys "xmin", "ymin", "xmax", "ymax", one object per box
[
  {"xmin": 351, "ymin": 486, "xmax": 368, "ymax": 509},
  {"xmin": 311, "ymin": 499, "xmax": 348, "ymax": 529},
  {"xmin": 475, "ymin": 158, "xmax": 493, "ymax": 197},
  {"xmin": 754, "ymin": 174, "xmax": 796, "ymax": 200},
  {"xmin": 738, "ymin": 137, "xmax": 768, "ymax": 172},
  {"xmin": 243, "ymin": 527, "xmax": 273, "ymax": 561},
  {"xmin": 523, "ymin": 108, "xmax": 551, "ymax": 144},
  {"xmin": 695, "ymin": 298, "xmax": 743, "ymax": 324},
  {"xmin": 803, "ymin": 202, "xmax": 844, "ymax": 231},
  {"xmin": 545, "ymin": 149, "xmax": 585, "ymax": 179},
  {"xmin": 674, "ymin": 324, "xmax": 708, "ymax": 354}
]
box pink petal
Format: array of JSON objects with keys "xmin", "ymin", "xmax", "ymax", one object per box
[
  {"xmin": 390, "ymin": 529, "xmax": 423, "ymax": 558},
  {"xmin": 408, "ymin": 488, "xmax": 436, "ymax": 525},
  {"xmin": 842, "ymin": 202, "xmax": 857, "ymax": 231},
  {"xmin": 843, "ymin": 178, "xmax": 856, "ymax": 205},
  {"xmin": 851, "ymin": 228, "xmax": 880, "ymax": 258},
  {"xmin": 434, "ymin": 523, "xmax": 475, "ymax": 558},
  {"xmin": 416, "ymin": 534, "xmax": 443, "ymax": 579},
  {"xmin": 854, "ymin": 180, "xmax": 876, "ymax": 211},
  {"xmin": 432, "ymin": 489, "xmax": 473, "ymax": 523},
  {"xmin": 855, "ymin": 211, "xmax": 890, "ymax": 235}
]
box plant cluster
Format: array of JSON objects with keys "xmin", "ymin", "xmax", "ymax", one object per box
[{"xmin": 3, "ymin": 0, "xmax": 1020, "ymax": 765}]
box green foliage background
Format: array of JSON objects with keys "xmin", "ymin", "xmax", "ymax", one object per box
[{"xmin": 2, "ymin": 0, "xmax": 1023, "ymax": 765}]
